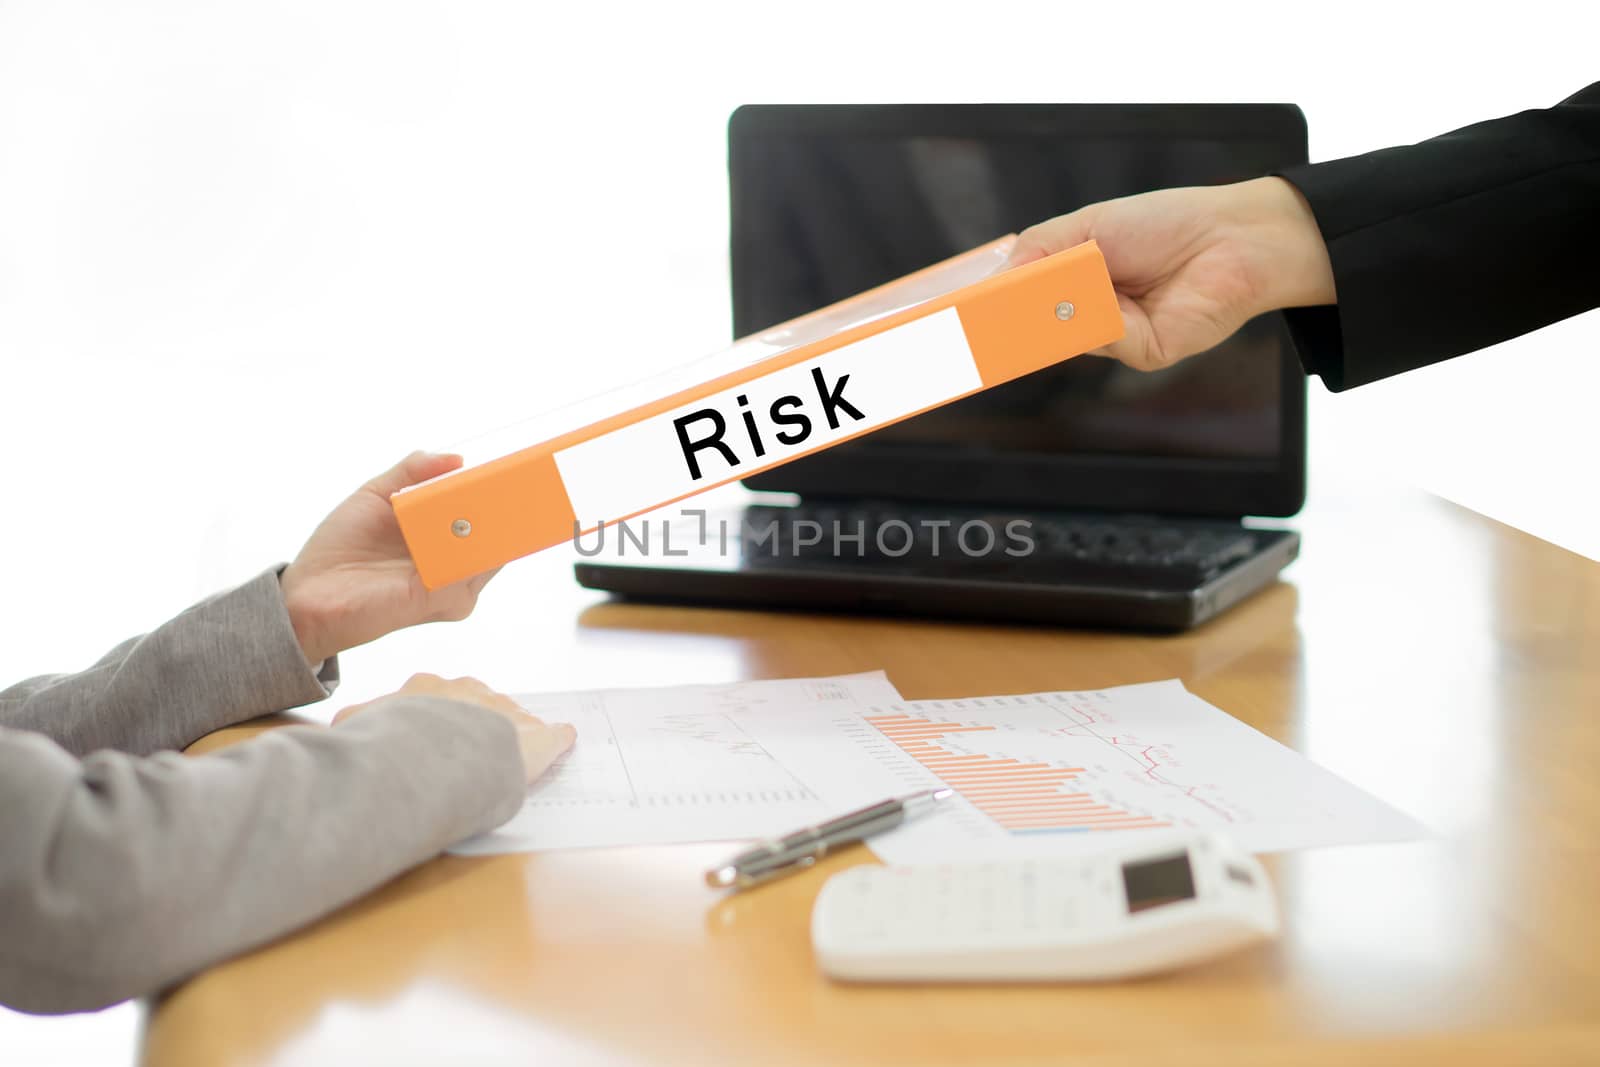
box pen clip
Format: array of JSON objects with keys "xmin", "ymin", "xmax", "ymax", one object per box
[{"xmin": 732, "ymin": 852, "xmax": 819, "ymax": 889}]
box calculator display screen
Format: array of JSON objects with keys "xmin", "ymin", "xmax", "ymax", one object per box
[{"xmin": 1122, "ymin": 852, "xmax": 1198, "ymax": 913}]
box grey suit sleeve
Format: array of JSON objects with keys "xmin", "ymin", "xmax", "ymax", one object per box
[
  {"xmin": 0, "ymin": 700, "xmax": 527, "ymax": 1015},
  {"xmin": 0, "ymin": 566, "xmax": 531, "ymax": 1014},
  {"xmin": 0, "ymin": 568, "xmax": 338, "ymax": 756}
]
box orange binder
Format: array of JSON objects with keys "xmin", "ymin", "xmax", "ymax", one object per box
[{"xmin": 395, "ymin": 236, "xmax": 1123, "ymax": 589}]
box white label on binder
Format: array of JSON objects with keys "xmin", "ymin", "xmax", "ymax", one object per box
[{"xmin": 554, "ymin": 308, "xmax": 980, "ymax": 525}]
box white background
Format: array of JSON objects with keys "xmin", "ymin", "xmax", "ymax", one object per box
[{"xmin": 0, "ymin": 1, "xmax": 1594, "ymax": 1062}]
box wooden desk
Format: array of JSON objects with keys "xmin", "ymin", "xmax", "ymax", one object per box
[{"xmin": 142, "ymin": 477, "xmax": 1600, "ymax": 1066}]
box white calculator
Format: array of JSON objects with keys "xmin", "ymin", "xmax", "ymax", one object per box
[{"xmin": 811, "ymin": 834, "xmax": 1278, "ymax": 982}]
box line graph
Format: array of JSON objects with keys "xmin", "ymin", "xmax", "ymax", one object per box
[
  {"xmin": 1043, "ymin": 698, "xmax": 1243, "ymax": 823},
  {"xmin": 451, "ymin": 673, "xmax": 905, "ymax": 855},
  {"xmin": 523, "ymin": 701, "xmax": 817, "ymax": 812}
]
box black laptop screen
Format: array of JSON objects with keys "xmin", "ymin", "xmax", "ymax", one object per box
[{"xmin": 731, "ymin": 106, "xmax": 1308, "ymax": 517}]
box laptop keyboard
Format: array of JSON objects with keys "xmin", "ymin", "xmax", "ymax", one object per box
[{"xmin": 741, "ymin": 502, "xmax": 1265, "ymax": 591}]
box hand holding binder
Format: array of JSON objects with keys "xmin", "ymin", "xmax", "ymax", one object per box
[{"xmin": 393, "ymin": 237, "xmax": 1123, "ymax": 589}]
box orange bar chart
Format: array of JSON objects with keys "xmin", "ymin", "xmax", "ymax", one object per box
[{"xmin": 865, "ymin": 713, "xmax": 1169, "ymax": 835}]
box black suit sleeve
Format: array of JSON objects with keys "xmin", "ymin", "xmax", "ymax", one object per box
[{"xmin": 1276, "ymin": 82, "xmax": 1600, "ymax": 391}]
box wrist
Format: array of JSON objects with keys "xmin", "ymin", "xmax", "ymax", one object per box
[
  {"xmin": 279, "ymin": 566, "xmax": 332, "ymax": 667},
  {"xmin": 1228, "ymin": 176, "xmax": 1337, "ymax": 314}
]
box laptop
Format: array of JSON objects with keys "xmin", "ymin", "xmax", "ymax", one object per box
[{"xmin": 574, "ymin": 104, "xmax": 1307, "ymax": 631}]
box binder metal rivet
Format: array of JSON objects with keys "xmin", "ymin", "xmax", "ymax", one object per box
[
  {"xmin": 451, "ymin": 519, "xmax": 472, "ymax": 538},
  {"xmin": 1055, "ymin": 301, "xmax": 1076, "ymax": 321}
]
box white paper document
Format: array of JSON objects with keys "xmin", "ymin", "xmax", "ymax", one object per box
[
  {"xmin": 449, "ymin": 672, "xmax": 903, "ymax": 855},
  {"xmin": 737, "ymin": 679, "xmax": 1427, "ymax": 865},
  {"xmin": 453, "ymin": 674, "xmax": 1422, "ymax": 860}
]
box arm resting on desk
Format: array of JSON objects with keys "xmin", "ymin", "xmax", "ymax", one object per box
[
  {"xmin": 0, "ymin": 567, "xmax": 338, "ymax": 756},
  {"xmin": 0, "ymin": 699, "xmax": 525, "ymax": 1015},
  {"xmin": 1279, "ymin": 81, "xmax": 1600, "ymax": 390}
]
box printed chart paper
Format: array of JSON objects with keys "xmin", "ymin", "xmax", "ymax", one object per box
[
  {"xmin": 739, "ymin": 679, "xmax": 1428, "ymax": 865},
  {"xmin": 449, "ymin": 672, "xmax": 903, "ymax": 855}
]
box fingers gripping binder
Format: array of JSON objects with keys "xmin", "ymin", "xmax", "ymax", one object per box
[{"xmin": 394, "ymin": 237, "xmax": 1123, "ymax": 589}]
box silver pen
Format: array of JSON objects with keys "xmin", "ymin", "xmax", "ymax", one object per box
[{"xmin": 705, "ymin": 788, "xmax": 954, "ymax": 890}]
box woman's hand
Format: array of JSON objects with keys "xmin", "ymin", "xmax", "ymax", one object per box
[
  {"xmin": 335, "ymin": 673, "xmax": 575, "ymax": 784},
  {"xmin": 1006, "ymin": 176, "xmax": 1336, "ymax": 371},
  {"xmin": 280, "ymin": 452, "xmax": 498, "ymax": 666}
]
